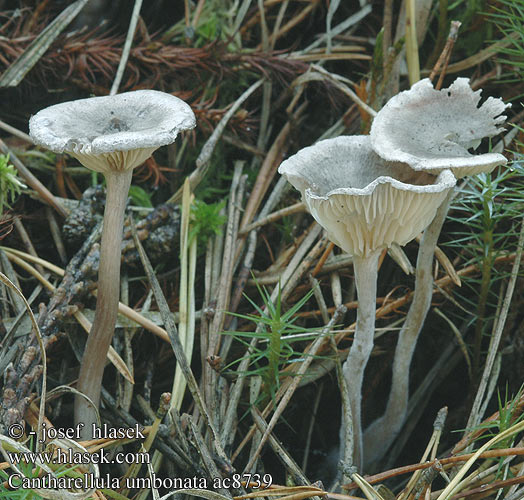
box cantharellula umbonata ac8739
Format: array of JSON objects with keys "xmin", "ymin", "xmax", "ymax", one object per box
[
  {"xmin": 363, "ymin": 78, "xmax": 509, "ymax": 466},
  {"xmin": 30, "ymin": 90, "xmax": 195, "ymax": 434},
  {"xmin": 278, "ymin": 135, "xmax": 456, "ymax": 468}
]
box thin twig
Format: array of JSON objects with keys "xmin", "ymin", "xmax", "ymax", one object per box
[
  {"xmin": 239, "ymin": 202, "xmax": 306, "ymax": 235},
  {"xmin": 45, "ymin": 207, "xmax": 67, "ymax": 263},
  {"xmin": 0, "ymin": 119, "xmax": 32, "ymax": 143},
  {"xmin": 110, "ymin": 0, "xmax": 143, "ymax": 95},
  {"xmin": 251, "ymin": 407, "xmax": 309, "ymax": 485},
  {"xmin": 209, "ymin": 162, "xmax": 245, "ymax": 353},
  {"xmin": 429, "ymin": 21, "xmax": 461, "ymax": 84}
]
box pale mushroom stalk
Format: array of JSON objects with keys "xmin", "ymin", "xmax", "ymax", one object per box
[
  {"xmin": 363, "ymin": 190, "xmax": 452, "ymax": 464},
  {"xmin": 342, "ymin": 250, "xmax": 380, "ymax": 469},
  {"xmin": 74, "ymin": 168, "xmax": 133, "ymax": 428}
]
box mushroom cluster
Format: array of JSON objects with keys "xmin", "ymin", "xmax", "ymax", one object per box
[
  {"xmin": 364, "ymin": 78, "xmax": 509, "ymax": 466},
  {"xmin": 278, "ymin": 78, "xmax": 508, "ymax": 469},
  {"xmin": 30, "ymin": 90, "xmax": 195, "ymax": 432}
]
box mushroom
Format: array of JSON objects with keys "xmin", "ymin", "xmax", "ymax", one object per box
[
  {"xmin": 370, "ymin": 78, "xmax": 509, "ymax": 177},
  {"xmin": 278, "ymin": 135, "xmax": 456, "ymax": 468},
  {"xmin": 364, "ymin": 78, "xmax": 509, "ymax": 466},
  {"xmin": 30, "ymin": 90, "xmax": 195, "ymax": 430}
]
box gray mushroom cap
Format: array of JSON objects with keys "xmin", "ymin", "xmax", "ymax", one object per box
[
  {"xmin": 278, "ymin": 135, "xmax": 456, "ymax": 257},
  {"xmin": 29, "ymin": 90, "xmax": 196, "ymax": 173},
  {"xmin": 370, "ymin": 78, "xmax": 509, "ymax": 177}
]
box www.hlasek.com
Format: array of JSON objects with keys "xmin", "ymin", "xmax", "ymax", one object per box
[{"xmin": 7, "ymin": 446, "xmax": 150, "ymax": 466}]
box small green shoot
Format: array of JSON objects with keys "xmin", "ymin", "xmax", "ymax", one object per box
[
  {"xmin": 224, "ymin": 279, "xmax": 324, "ymax": 404},
  {"xmin": 0, "ymin": 154, "xmax": 26, "ymax": 215},
  {"xmin": 189, "ymin": 198, "xmax": 227, "ymax": 245},
  {"xmin": 128, "ymin": 185, "xmax": 153, "ymax": 208}
]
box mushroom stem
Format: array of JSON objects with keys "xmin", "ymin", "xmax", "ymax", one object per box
[
  {"xmin": 363, "ymin": 190, "xmax": 453, "ymax": 466},
  {"xmin": 342, "ymin": 249, "xmax": 380, "ymax": 470},
  {"xmin": 74, "ymin": 169, "xmax": 133, "ymax": 432}
]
